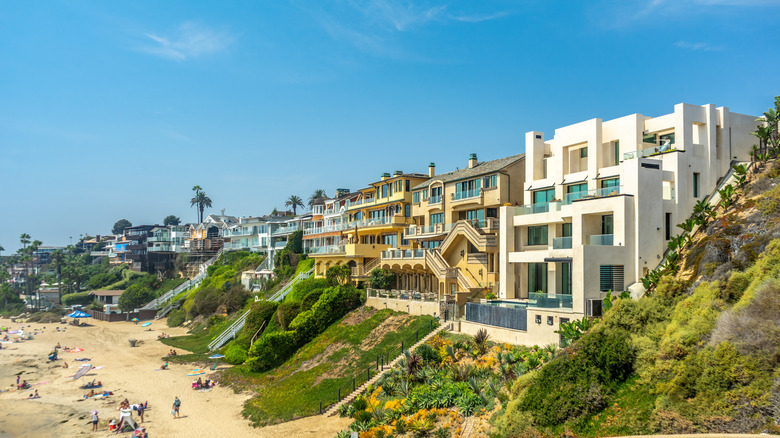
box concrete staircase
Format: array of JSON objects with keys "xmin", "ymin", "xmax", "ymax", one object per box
[{"xmin": 325, "ymin": 323, "xmax": 451, "ymax": 416}]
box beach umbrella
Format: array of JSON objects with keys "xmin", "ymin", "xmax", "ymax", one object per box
[
  {"xmin": 73, "ymin": 364, "xmax": 92, "ymax": 380},
  {"xmin": 65, "ymin": 310, "xmax": 92, "ymax": 318},
  {"xmin": 131, "ymin": 318, "xmax": 139, "ymax": 322}
]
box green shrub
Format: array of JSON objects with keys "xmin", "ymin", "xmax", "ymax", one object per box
[
  {"xmin": 193, "ymin": 285, "xmax": 221, "ymax": 316},
  {"xmin": 243, "ymin": 300, "xmax": 278, "ymax": 338},
  {"xmin": 61, "ymin": 292, "xmax": 94, "ymax": 306},
  {"xmin": 289, "ymin": 285, "xmax": 364, "ymax": 343},
  {"xmin": 300, "ymin": 289, "xmax": 324, "ymax": 311},
  {"xmin": 224, "ymin": 342, "xmax": 248, "ymax": 365},
  {"xmin": 118, "ymin": 284, "xmax": 154, "ymax": 311},
  {"xmin": 274, "ymin": 302, "xmax": 301, "ymax": 331},
  {"xmin": 285, "ymin": 277, "xmax": 329, "ymax": 302},
  {"xmin": 246, "ymin": 330, "xmax": 300, "ymax": 371},
  {"xmin": 88, "ymin": 271, "xmax": 120, "ymax": 290},
  {"xmin": 415, "ymin": 344, "xmax": 441, "ymax": 364},
  {"xmin": 220, "ymin": 285, "xmax": 250, "ymax": 313}
]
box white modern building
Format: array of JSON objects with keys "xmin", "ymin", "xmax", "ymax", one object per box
[{"xmin": 493, "ymin": 103, "xmax": 756, "ymax": 346}]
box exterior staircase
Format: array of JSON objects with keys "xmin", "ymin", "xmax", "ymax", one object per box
[
  {"xmin": 142, "ymin": 249, "xmax": 224, "ymax": 313},
  {"xmin": 325, "ymin": 323, "xmax": 451, "ymax": 416},
  {"xmin": 438, "ymin": 220, "xmax": 496, "ymax": 254},
  {"xmin": 207, "ymin": 267, "xmax": 315, "ymax": 351}
]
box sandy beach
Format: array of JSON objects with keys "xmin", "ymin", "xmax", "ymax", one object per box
[{"xmin": 0, "ymin": 318, "xmax": 350, "ymax": 438}]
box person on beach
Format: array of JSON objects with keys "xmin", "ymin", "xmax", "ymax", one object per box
[
  {"xmin": 136, "ymin": 402, "xmax": 145, "ymax": 423},
  {"xmin": 172, "ymin": 396, "xmax": 181, "ymax": 419},
  {"xmin": 160, "ymin": 362, "xmax": 168, "ymax": 370},
  {"xmin": 91, "ymin": 410, "xmax": 99, "ymax": 431}
]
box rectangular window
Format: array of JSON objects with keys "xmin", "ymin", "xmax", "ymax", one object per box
[
  {"xmin": 382, "ymin": 234, "xmax": 398, "ymax": 246},
  {"xmin": 567, "ymin": 183, "xmax": 587, "ymax": 194},
  {"xmin": 561, "ymin": 262, "xmax": 572, "ymax": 295},
  {"xmin": 413, "ymin": 192, "xmax": 420, "ymax": 203},
  {"xmin": 665, "ymin": 212, "xmax": 672, "ymax": 240},
  {"xmin": 693, "ymin": 172, "xmax": 700, "ymax": 198},
  {"xmin": 528, "ymin": 263, "xmax": 548, "ymax": 294},
  {"xmin": 388, "ymin": 183, "xmax": 393, "ymax": 197},
  {"xmin": 532, "ymin": 188, "xmax": 555, "ymax": 204},
  {"xmin": 483, "ymin": 174, "xmax": 498, "ymax": 188},
  {"xmin": 602, "ymin": 214, "xmax": 614, "ymax": 235},
  {"xmin": 430, "ymin": 213, "xmax": 444, "ymax": 224},
  {"xmin": 601, "ymin": 178, "xmax": 620, "ymax": 189},
  {"xmin": 643, "ymin": 133, "xmax": 656, "ymax": 144},
  {"xmin": 486, "ymin": 208, "xmax": 497, "ymax": 218},
  {"xmin": 423, "ymin": 189, "xmax": 429, "ymax": 200},
  {"xmin": 580, "ymin": 148, "xmax": 588, "ymax": 158},
  {"xmin": 613, "ymin": 140, "xmax": 620, "ymax": 164},
  {"xmin": 599, "ymin": 265, "xmax": 624, "ymax": 292},
  {"xmin": 405, "ymin": 180, "xmax": 410, "ymax": 191},
  {"xmin": 527, "ymin": 225, "xmax": 548, "ymax": 246},
  {"xmin": 562, "ymin": 223, "xmax": 572, "ymax": 238},
  {"xmin": 405, "ymin": 204, "xmax": 411, "ymax": 217},
  {"xmin": 381, "ymin": 186, "xmax": 387, "ymax": 198}
]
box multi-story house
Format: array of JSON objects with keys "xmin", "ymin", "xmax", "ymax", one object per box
[
  {"xmin": 495, "ymin": 102, "xmax": 756, "ymax": 346},
  {"xmin": 187, "ymin": 214, "xmax": 237, "ymax": 255},
  {"xmin": 310, "ymin": 171, "xmax": 429, "ymax": 281},
  {"xmin": 378, "ymin": 153, "xmax": 525, "ymax": 298},
  {"xmin": 223, "ymin": 217, "xmax": 269, "ymax": 253},
  {"xmin": 122, "ymin": 225, "xmax": 175, "ymax": 274},
  {"xmin": 303, "ymin": 189, "xmax": 357, "ymax": 254}
]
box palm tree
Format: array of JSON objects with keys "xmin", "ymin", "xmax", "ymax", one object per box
[
  {"xmin": 308, "ymin": 189, "xmax": 328, "ymax": 209},
  {"xmin": 190, "ymin": 186, "xmax": 213, "ymax": 223},
  {"xmin": 285, "ymin": 195, "xmax": 304, "ymax": 216},
  {"xmin": 0, "ymin": 244, "xmax": 4, "ymax": 258},
  {"xmin": 19, "ymin": 233, "xmax": 30, "ymax": 250}
]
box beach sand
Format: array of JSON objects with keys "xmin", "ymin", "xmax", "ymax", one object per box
[{"xmin": 0, "ymin": 319, "xmax": 350, "ymax": 438}]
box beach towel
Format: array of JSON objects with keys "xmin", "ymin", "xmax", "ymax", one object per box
[
  {"xmin": 187, "ymin": 369, "xmax": 206, "ymax": 376},
  {"xmin": 69, "ymin": 348, "xmax": 84, "ymax": 352},
  {"xmin": 75, "ymin": 358, "xmax": 90, "ymax": 361}
]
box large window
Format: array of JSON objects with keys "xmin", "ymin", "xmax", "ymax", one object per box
[
  {"xmin": 430, "ymin": 213, "xmax": 444, "ymax": 224},
  {"xmin": 381, "ymin": 185, "xmax": 388, "ymax": 198},
  {"xmin": 693, "ymin": 172, "xmax": 700, "ymax": 198},
  {"xmin": 528, "ymin": 263, "xmax": 548, "ymax": 294},
  {"xmin": 382, "ymin": 234, "xmax": 398, "ymax": 247},
  {"xmin": 601, "ymin": 178, "xmax": 620, "ymax": 189},
  {"xmin": 561, "ymin": 262, "xmax": 572, "ymax": 295},
  {"xmin": 566, "ymin": 183, "xmax": 588, "ymax": 202},
  {"xmin": 483, "ymin": 174, "xmax": 497, "ymax": 188},
  {"xmin": 562, "ymin": 223, "xmax": 572, "ymax": 237},
  {"xmin": 600, "ymin": 265, "xmax": 624, "ymax": 292},
  {"xmin": 602, "ymin": 214, "xmax": 614, "ymax": 235},
  {"xmin": 413, "ymin": 192, "xmax": 421, "ymax": 203},
  {"xmin": 532, "ymin": 188, "xmax": 555, "ymax": 204},
  {"xmin": 405, "ymin": 204, "xmax": 411, "ymax": 217},
  {"xmin": 527, "ymin": 225, "xmax": 548, "ymax": 246}
]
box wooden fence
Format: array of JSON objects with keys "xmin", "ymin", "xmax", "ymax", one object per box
[{"xmin": 89, "ymin": 309, "xmax": 157, "ymax": 322}]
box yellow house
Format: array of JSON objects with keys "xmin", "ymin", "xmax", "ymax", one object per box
[
  {"xmin": 310, "ymin": 171, "xmax": 429, "ymax": 281},
  {"xmin": 378, "ymin": 153, "xmax": 525, "ymax": 299}
]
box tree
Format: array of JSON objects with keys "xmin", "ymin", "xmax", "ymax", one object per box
[
  {"xmin": 190, "ymin": 186, "xmax": 213, "ymax": 223},
  {"xmin": 285, "ymin": 195, "xmax": 304, "ymax": 216},
  {"xmin": 112, "ymin": 219, "xmax": 132, "ymax": 235},
  {"xmin": 326, "ymin": 265, "xmax": 351, "ymax": 286},
  {"xmin": 308, "ymin": 189, "xmax": 328, "ymax": 209},
  {"xmin": 118, "ymin": 284, "xmax": 154, "ymax": 311},
  {"xmin": 163, "ymin": 215, "xmax": 181, "ymax": 226},
  {"xmin": 0, "ymin": 244, "xmax": 4, "ymax": 257},
  {"xmin": 50, "ymin": 250, "xmax": 64, "ymax": 298},
  {"xmin": 369, "ymin": 268, "xmax": 397, "ymax": 291}
]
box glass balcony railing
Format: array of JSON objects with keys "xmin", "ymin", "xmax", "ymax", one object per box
[
  {"xmin": 623, "ymin": 142, "xmax": 676, "ymax": 160},
  {"xmin": 452, "ymin": 189, "xmax": 480, "ymax": 201},
  {"xmin": 528, "ymin": 292, "xmax": 573, "ymax": 309},
  {"xmin": 304, "ymin": 223, "xmax": 347, "ymax": 235},
  {"xmin": 564, "ymin": 186, "xmax": 623, "ymax": 204},
  {"xmin": 381, "ymin": 249, "xmax": 425, "ymax": 259},
  {"xmin": 308, "ymin": 244, "xmax": 345, "ymax": 254},
  {"xmin": 589, "ymin": 234, "xmax": 614, "ymax": 246},
  {"xmin": 429, "ymin": 195, "xmax": 442, "ymax": 204},
  {"xmin": 271, "ymin": 225, "xmax": 299, "ymax": 236},
  {"xmin": 514, "ymin": 201, "xmax": 562, "ymax": 216},
  {"xmin": 552, "ymin": 236, "xmax": 572, "ymax": 249}
]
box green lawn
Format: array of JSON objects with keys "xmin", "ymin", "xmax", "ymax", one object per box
[
  {"xmin": 222, "ymin": 307, "xmax": 438, "ymax": 426},
  {"xmin": 160, "ymin": 316, "xmax": 237, "ymax": 358}
]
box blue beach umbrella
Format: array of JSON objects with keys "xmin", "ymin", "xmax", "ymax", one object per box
[{"xmin": 65, "ymin": 310, "xmax": 92, "ymax": 318}]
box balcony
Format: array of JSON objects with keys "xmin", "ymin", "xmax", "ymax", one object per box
[
  {"xmin": 304, "ymin": 223, "xmax": 347, "ymax": 235},
  {"xmin": 452, "ymin": 189, "xmax": 480, "ymax": 201},
  {"xmin": 347, "ymin": 215, "xmax": 408, "ymax": 229},
  {"xmin": 566, "ymin": 186, "xmax": 623, "ymax": 204},
  {"xmin": 588, "ymin": 234, "xmax": 614, "ymax": 246},
  {"xmin": 381, "ymin": 249, "xmax": 425, "ymax": 260},
  {"xmin": 429, "ymin": 195, "xmax": 442, "ymax": 205},
  {"xmin": 514, "ymin": 201, "xmax": 562, "ymax": 216},
  {"xmin": 623, "ymin": 142, "xmax": 676, "ymax": 160},
  {"xmin": 552, "ymin": 236, "xmax": 572, "ymax": 249},
  {"xmin": 404, "ymin": 223, "xmax": 454, "ymax": 238},
  {"xmin": 528, "ymin": 292, "xmax": 573, "ymax": 309},
  {"xmin": 271, "ymin": 225, "xmax": 299, "ymax": 236},
  {"xmin": 308, "ymin": 244, "xmax": 345, "ymax": 254},
  {"xmin": 149, "ymin": 245, "xmax": 173, "ymax": 252}
]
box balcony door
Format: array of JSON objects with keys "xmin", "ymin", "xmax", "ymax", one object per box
[
  {"xmin": 528, "ymin": 262, "xmax": 548, "ymax": 294},
  {"xmin": 601, "ymin": 214, "xmax": 613, "ymax": 235}
]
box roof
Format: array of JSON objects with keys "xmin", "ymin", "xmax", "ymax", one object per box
[
  {"xmin": 90, "ymin": 290, "xmax": 124, "ymax": 297},
  {"xmin": 412, "ymin": 153, "xmax": 525, "ymax": 190}
]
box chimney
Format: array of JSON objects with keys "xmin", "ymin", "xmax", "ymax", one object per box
[
  {"xmin": 468, "ymin": 153, "xmax": 478, "ymax": 169},
  {"xmin": 393, "ymin": 170, "xmax": 403, "ymax": 177},
  {"xmin": 380, "ymin": 172, "xmax": 391, "ymax": 181},
  {"xmin": 428, "ymin": 162, "xmax": 435, "ymax": 178}
]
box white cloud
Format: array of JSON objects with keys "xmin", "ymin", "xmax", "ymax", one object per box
[
  {"xmin": 675, "ymin": 40, "xmax": 722, "ymax": 51},
  {"xmin": 139, "ymin": 22, "xmax": 234, "ymax": 61}
]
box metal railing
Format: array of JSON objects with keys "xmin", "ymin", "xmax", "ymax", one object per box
[
  {"xmin": 452, "ymin": 189, "xmax": 480, "ymax": 201},
  {"xmin": 367, "ymin": 288, "xmax": 438, "ymax": 302},
  {"xmin": 588, "ymin": 234, "xmax": 614, "ymax": 246},
  {"xmin": 552, "ymin": 236, "xmax": 572, "ymax": 249},
  {"xmin": 404, "ymin": 223, "xmax": 453, "ymax": 237},
  {"xmin": 304, "ymin": 223, "xmax": 347, "ymax": 235},
  {"xmin": 271, "ymin": 225, "xmax": 299, "ymax": 236},
  {"xmin": 428, "ymin": 195, "xmax": 442, "ymax": 204},
  {"xmin": 381, "ymin": 249, "xmax": 426, "ymax": 259}
]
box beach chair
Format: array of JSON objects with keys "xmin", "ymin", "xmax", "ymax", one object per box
[{"xmin": 209, "ymin": 363, "xmax": 217, "ymax": 371}]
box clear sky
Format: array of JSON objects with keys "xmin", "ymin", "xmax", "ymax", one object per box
[{"xmin": 1, "ymin": 0, "xmax": 779, "ymax": 252}]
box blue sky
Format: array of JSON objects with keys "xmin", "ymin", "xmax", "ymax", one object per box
[{"xmin": 1, "ymin": 0, "xmax": 779, "ymax": 252}]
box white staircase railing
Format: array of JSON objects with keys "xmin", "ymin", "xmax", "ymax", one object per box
[
  {"xmin": 143, "ymin": 249, "xmax": 224, "ymax": 311},
  {"xmin": 207, "ymin": 267, "xmax": 315, "ymax": 351}
]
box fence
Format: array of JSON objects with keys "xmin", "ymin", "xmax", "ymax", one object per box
[
  {"xmin": 90, "ymin": 309, "xmax": 157, "ymax": 322},
  {"xmin": 316, "ymin": 318, "xmax": 440, "ymax": 415},
  {"xmin": 465, "ymin": 302, "xmax": 527, "ymax": 331}
]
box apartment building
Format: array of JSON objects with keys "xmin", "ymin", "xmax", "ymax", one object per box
[
  {"xmin": 310, "ymin": 171, "xmax": 428, "ymax": 280},
  {"xmin": 378, "ymin": 153, "xmax": 525, "ymax": 298},
  {"xmin": 222, "ymin": 217, "xmax": 270, "ymax": 253},
  {"xmin": 495, "ymin": 102, "xmax": 756, "ymax": 346}
]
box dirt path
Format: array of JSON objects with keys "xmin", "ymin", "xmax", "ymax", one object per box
[{"xmin": 0, "ymin": 319, "xmax": 350, "ymax": 437}]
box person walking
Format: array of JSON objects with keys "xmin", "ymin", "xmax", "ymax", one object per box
[
  {"xmin": 172, "ymin": 396, "xmax": 181, "ymax": 419},
  {"xmin": 91, "ymin": 410, "xmax": 99, "ymax": 431}
]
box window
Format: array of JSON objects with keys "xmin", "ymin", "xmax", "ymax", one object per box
[
  {"xmin": 413, "ymin": 192, "xmax": 420, "ymax": 203},
  {"xmin": 388, "ymin": 183, "xmax": 393, "ymax": 197},
  {"xmin": 566, "ymin": 183, "xmax": 588, "ymax": 202},
  {"xmin": 599, "ymin": 265, "xmax": 624, "ymax": 292},
  {"xmin": 601, "ymin": 178, "xmax": 620, "ymax": 189},
  {"xmin": 613, "ymin": 141, "xmax": 620, "ymax": 164},
  {"xmin": 405, "ymin": 204, "xmax": 411, "ymax": 217},
  {"xmin": 483, "ymin": 174, "xmax": 497, "ymax": 188},
  {"xmin": 381, "ymin": 185, "xmax": 388, "ymax": 198},
  {"xmin": 465, "ymin": 209, "xmax": 485, "ymax": 221},
  {"xmin": 528, "ymin": 263, "xmax": 547, "ymax": 294},
  {"xmin": 405, "ymin": 180, "xmax": 410, "ymax": 191},
  {"xmin": 527, "ymin": 225, "xmax": 548, "ymax": 246},
  {"xmin": 580, "ymin": 147, "xmax": 588, "ymax": 158},
  {"xmin": 430, "ymin": 213, "xmax": 444, "ymax": 224},
  {"xmin": 423, "ymin": 189, "xmax": 429, "ymax": 200},
  {"xmin": 602, "ymin": 214, "xmax": 613, "ymax": 235},
  {"xmin": 665, "ymin": 213, "xmax": 672, "ymax": 240},
  {"xmin": 643, "ymin": 133, "xmax": 656, "ymax": 144},
  {"xmin": 486, "ymin": 208, "xmax": 498, "ymax": 218},
  {"xmin": 532, "ymin": 188, "xmax": 555, "ymax": 204},
  {"xmin": 660, "ymin": 133, "xmax": 675, "ymax": 145},
  {"xmin": 382, "ymin": 234, "xmax": 397, "ymax": 246},
  {"xmin": 562, "ymin": 223, "xmax": 572, "ymax": 237},
  {"xmin": 693, "ymin": 173, "xmax": 700, "ymax": 197},
  {"xmin": 561, "ymin": 262, "xmax": 572, "ymax": 295}
]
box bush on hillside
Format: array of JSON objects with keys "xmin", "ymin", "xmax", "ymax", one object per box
[
  {"xmin": 243, "ymin": 300, "xmax": 279, "ymax": 339},
  {"xmin": 246, "ymin": 330, "xmax": 300, "ymax": 371},
  {"xmin": 61, "ymin": 292, "xmax": 94, "ymax": 307},
  {"xmin": 193, "ymin": 285, "xmax": 221, "ymax": 316},
  {"xmin": 274, "ymin": 302, "xmax": 301, "ymax": 331},
  {"xmin": 289, "ymin": 285, "xmax": 365, "ymax": 344},
  {"xmin": 300, "ymin": 289, "xmax": 324, "ymax": 312},
  {"xmin": 285, "ymin": 277, "xmax": 330, "ymax": 302},
  {"xmin": 167, "ymin": 309, "xmax": 186, "ymax": 327},
  {"xmin": 224, "ymin": 342, "xmax": 248, "ymax": 365},
  {"xmin": 88, "ymin": 271, "xmax": 121, "ymax": 290},
  {"xmin": 221, "ymin": 285, "xmax": 250, "ymax": 313},
  {"xmin": 118, "ymin": 284, "xmax": 155, "ymax": 311}
]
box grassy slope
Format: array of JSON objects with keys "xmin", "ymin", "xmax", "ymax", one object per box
[{"xmin": 224, "ymin": 307, "xmax": 436, "ymax": 426}]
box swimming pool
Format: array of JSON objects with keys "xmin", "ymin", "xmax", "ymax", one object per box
[{"xmin": 484, "ymin": 300, "xmax": 528, "ymax": 309}]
